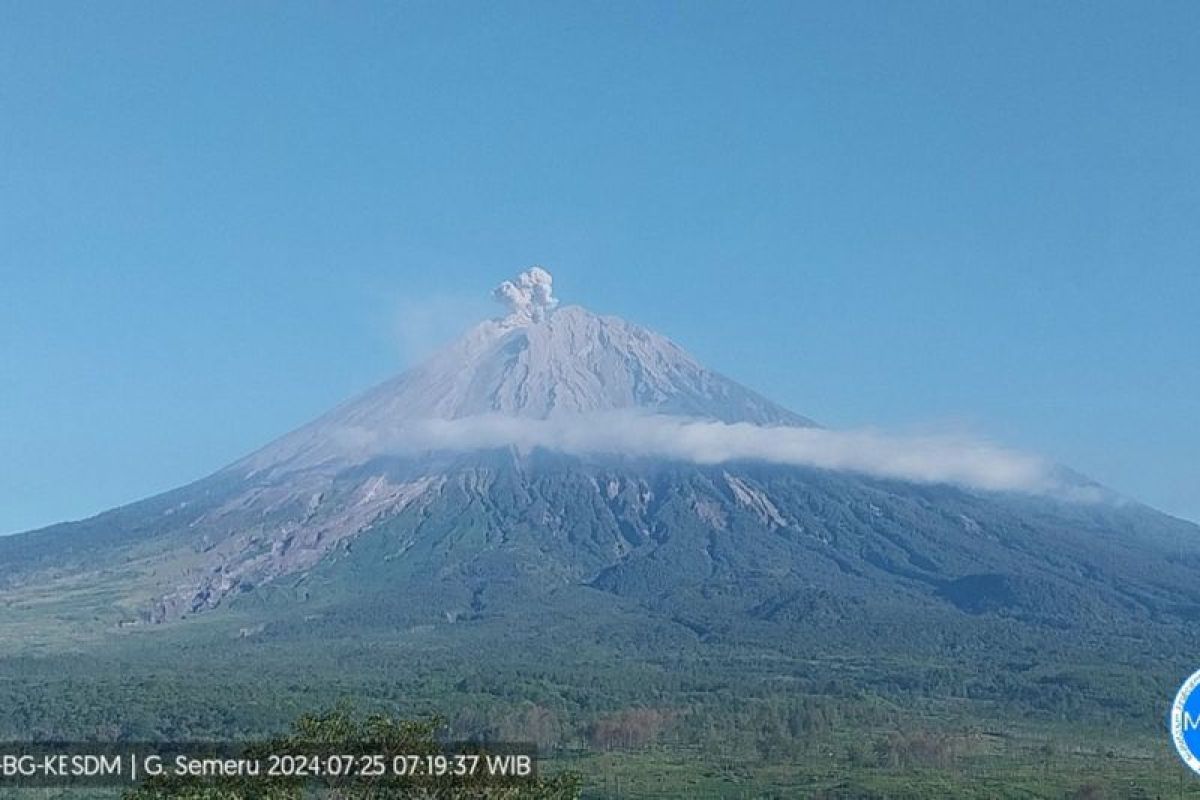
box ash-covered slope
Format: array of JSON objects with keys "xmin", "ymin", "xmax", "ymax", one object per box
[{"xmin": 237, "ymin": 271, "xmax": 811, "ymax": 478}]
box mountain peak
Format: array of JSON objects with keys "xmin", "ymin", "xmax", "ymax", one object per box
[{"xmin": 237, "ymin": 270, "xmax": 812, "ymax": 475}]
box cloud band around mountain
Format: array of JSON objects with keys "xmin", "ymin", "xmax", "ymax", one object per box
[{"xmin": 339, "ymin": 412, "xmax": 1057, "ymax": 494}]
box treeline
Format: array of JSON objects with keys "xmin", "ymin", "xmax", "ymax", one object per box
[{"xmin": 445, "ymin": 694, "xmax": 912, "ymax": 763}]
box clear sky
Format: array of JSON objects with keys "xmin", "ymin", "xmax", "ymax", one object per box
[{"xmin": 2, "ymin": 1, "xmax": 1197, "ymax": 534}]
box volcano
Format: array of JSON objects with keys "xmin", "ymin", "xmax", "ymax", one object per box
[{"xmin": 2, "ymin": 268, "xmax": 1198, "ymax": 644}]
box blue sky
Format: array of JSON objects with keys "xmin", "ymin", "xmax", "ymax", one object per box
[{"xmin": 2, "ymin": 1, "xmax": 1197, "ymax": 534}]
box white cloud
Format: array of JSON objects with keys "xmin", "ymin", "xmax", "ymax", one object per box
[{"xmin": 338, "ymin": 412, "xmax": 1059, "ymax": 493}]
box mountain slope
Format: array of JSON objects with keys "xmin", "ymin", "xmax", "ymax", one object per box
[
  {"xmin": 1, "ymin": 267, "xmax": 1197, "ymax": 644},
  {"xmin": 236, "ymin": 303, "xmax": 813, "ymax": 478},
  {"xmin": 231, "ymin": 451, "xmax": 1200, "ymax": 631}
]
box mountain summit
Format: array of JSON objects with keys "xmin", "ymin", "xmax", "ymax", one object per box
[{"xmin": 239, "ymin": 268, "xmax": 812, "ymax": 476}]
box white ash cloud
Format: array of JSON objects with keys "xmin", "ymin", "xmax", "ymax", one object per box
[
  {"xmin": 392, "ymin": 292, "xmax": 495, "ymax": 363},
  {"xmin": 340, "ymin": 412, "xmax": 1060, "ymax": 494},
  {"xmin": 493, "ymin": 267, "xmax": 558, "ymax": 322}
]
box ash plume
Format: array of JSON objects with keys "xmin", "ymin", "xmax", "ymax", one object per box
[{"xmin": 493, "ymin": 266, "xmax": 558, "ymax": 322}]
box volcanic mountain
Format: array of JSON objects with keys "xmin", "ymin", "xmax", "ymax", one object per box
[{"xmin": 2, "ymin": 267, "xmax": 1198, "ymax": 644}]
